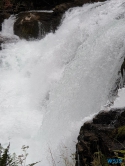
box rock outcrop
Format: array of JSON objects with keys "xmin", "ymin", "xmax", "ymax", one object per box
[
  {"xmin": 14, "ymin": 11, "xmax": 62, "ymax": 40},
  {"xmin": 76, "ymin": 108, "xmax": 125, "ymax": 166}
]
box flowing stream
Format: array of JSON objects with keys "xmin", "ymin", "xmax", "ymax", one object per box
[{"xmin": 0, "ymin": 0, "xmax": 125, "ymax": 165}]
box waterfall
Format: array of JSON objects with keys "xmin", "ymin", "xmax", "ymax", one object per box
[
  {"xmin": 0, "ymin": 0, "xmax": 125, "ymax": 165},
  {"xmin": 0, "ymin": 15, "xmax": 16, "ymax": 37}
]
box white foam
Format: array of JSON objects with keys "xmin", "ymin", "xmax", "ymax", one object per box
[{"xmin": 1, "ymin": 0, "xmax": 125, "ymax": 165}]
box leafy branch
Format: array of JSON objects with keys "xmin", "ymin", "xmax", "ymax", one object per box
[{"xmin": 0, "ymin": 144, "xmax": 41, "ymax": 166}]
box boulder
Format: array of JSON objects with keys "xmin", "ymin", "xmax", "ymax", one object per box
[
  {"xmin": 14, "ymin": 12, "xmax": 62, "ymax": 40},
  {"xmin": 76, "ymin": 108, "xmax": 125, "ymax": 166}
]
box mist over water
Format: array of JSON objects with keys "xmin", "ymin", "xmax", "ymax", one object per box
[{"xmin": 1, "ymin": 0, "xmax": 125, "ymax": 165}]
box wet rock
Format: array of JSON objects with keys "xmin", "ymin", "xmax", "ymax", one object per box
[
  {"xmin": 14, "ymin": 12, "xmax": 62, "ymax": 40},
  {"xmin": 76, "ymin": 108, "xmax": 125, "ymax": 166}
]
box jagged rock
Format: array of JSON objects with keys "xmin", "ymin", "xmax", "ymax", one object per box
[
  {"xmin": 14, "ymin": 12, "xmax": 62, "ymax": 40},
  {"xmin": 76, "ymin": 108, "xmax": 125, "ymax": 166}
]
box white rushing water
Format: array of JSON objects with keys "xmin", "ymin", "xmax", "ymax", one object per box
[
  {"xmin": 1, "ymin": 0, "xmax": 125, "ymax": 165},
  {"xmin": 111, "ymin": 88, "xmax": 125, "ymax": 108},
  {"xmin": 0, "ymin": 15, "xmax": 16, "ymax": 37}
]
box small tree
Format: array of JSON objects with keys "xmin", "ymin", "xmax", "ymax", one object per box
[{"xmin": 0, "ymin": 144, "xmax": 41, "ymax": 166}]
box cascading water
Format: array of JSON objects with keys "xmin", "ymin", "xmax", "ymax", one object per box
[
  {"xmin": 38, "ymin": 21, "xmax": 45, "ymax": 39},
  {"xmin": 0, "ymin": 15, "xmax": 16, "ymax": 37},
  {"xmin": 1, "ymin": 0, "xmax": 125, "ymax": 165}
]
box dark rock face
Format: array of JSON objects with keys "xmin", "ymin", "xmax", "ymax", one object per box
[
  {"xmin": 14, "ymin": 12, "xmax": 62, "ymax": 40},
  {"xmin": 76, "ymin": 108, "xmax": 125, "ymax": 166}
]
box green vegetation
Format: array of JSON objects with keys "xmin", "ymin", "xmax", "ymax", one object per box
[
  {"xmin": 113, "ymin": 150, "xmax": 125, "ymax": 166},
  {"xmin": 91, "ymin": 151, "xmax": 108, "ymax": 166},
  {"xmin": 0, "ymin": 144, "xmax": 40, "ymax": 166},
  {"xmin": 116, "ymin": 126, "xmax": 125, "ymax": 141},
  {"xmin": 0, "ymin": 143, "xmax": 75, "ymax": 166}
]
